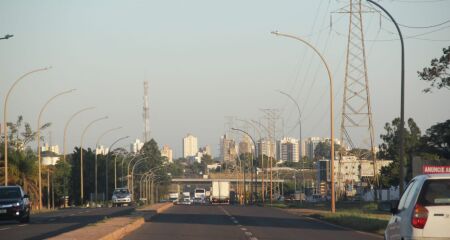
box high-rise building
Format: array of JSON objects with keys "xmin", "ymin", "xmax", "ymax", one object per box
[
  {"xmin": 305, "ymin": 137, "xmax": 322, "ymax": 160},
  {"xmin": 279, "ymin": 137, "xmax": 299, "ymax": 162},
  {"xmin": 257, "ymin": 139, "xmax": 276, "ymax": 159},
  {"xmin": 199, "ymin": 145, "xmax": 212, "ymax": 157},
  {"xmin": 238, "ymin": 135, "xmax": 252, "ymax": 155},
  {"xmin": 161, "ymin": 145, "xmax": 173, "ymax": 163},
  {"xmin": 183, "ymin": 134, "xmax": 198, "ymax": 158},
  {"xmin": 130, "ymin": 139, "xmax": 144, "ymax": 153},
  {"xmin": 220, "ymin": 134, "xmax": 237, "ymax": 163}
]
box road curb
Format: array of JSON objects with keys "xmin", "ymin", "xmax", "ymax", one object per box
[{"xmin": 47, "ymin": 203, "xmax": 172, "ymax": 240}]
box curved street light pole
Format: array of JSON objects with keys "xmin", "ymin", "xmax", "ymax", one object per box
[
  {"xmin": 3, "ymin": 67, "xmax": 50, "ymax": 186},
  {"xmin": 94, "ymin": 127, "xmax": 122, "ymax": 203},
  {"xmin": 236, "ymin": 119, "xmax": 265, "ymax": 204},
  {"xmin": 272, "ymin": 31, "xmax": 335, "ymax": 213},
  {"xmin": 367, "ymin": 0, "xmax": 405, "ymax": 194},
  {"xmin": 231, "ymin": 127, "xmax": 257, "ymax": 205},
  {"xmin": 106, "ymin": 136, "xmax": 129, "ymax": 199},
  {"xmin": 79, "ymin": 116, "xmax": 108, "ymax": 204},
  {"xmin": 251, "ymin": 119, "xmax": 274, "ymax": 204},
  {"xmin": 36, "ymin": 88, "xmax": 76, "ymax": 209},
  {"xmin": 277, "ymin": 90, "xmax": 305, "ymax": 198},
  {"xmin": 63, "ymin": 107, "xmax": 95, "ymax": 162}
]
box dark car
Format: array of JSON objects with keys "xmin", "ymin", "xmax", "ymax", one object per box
[{"xmin": 0, "ymin": 186, "xmax": 31, "ymax": 223}]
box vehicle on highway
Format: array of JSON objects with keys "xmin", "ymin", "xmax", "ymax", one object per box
[
  {"xmin": 0, "ymin": 186, "xmax": 31, "ymax": 223},
  {"xmin": 169, "ymin": 192, "xmax": 180, "ymax": 203},
  {"xmin": 192, "ymin": 197, "xmax": 206, "ymax": 205},
  {"xmin": 112, "ymin": 188, "xmax": 132, "ymax": 207},
  {"xmin": 176, "ymin": 197, "xmax": 192, "ymax": 205},
  {"xmin": 385, "ymin": 174, "xmax": 450, "ymax": 240},
  {"xmin": 194, "ymin": 188, "xmax": 206, "ymax": 199},
  {"xmin": 211, "ymin": 181, "xmax": 230, "ymax": 204}
]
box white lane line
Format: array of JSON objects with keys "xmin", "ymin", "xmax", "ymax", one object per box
[
  {"xmin": 48, "ymin": 218, "xmax": 56, "ymax": 222},
  {"xmin": 18, "ymin": 224, "xmax": 27, "ymax": 227},
  {"xmin": 70, "ymin": 213, "xmax": 75, "ymax": 216},
  {"xmin": 249, "ymin": 237, "xmax": 258, "ymax": 240},
  {"xmin": 244, "ymin": 232, "xmax": 253, "ymax": 237},
  {"xmin": 240, "ymin": 227, "xmax": 247, "ymax": 231},
  {"xmin": 0, "ymin": 227, "xmax": 11, "ymax": 231}
]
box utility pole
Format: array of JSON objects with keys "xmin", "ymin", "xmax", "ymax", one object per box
[{"xmin": 260, "ymin": 109, "xmax": 280, "ymax": 204}]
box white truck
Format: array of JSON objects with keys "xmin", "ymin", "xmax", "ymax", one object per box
[
  {"xmin": 211, "ymin": 181, "xmax": 230, "ymax": 204},
  {"xmin": 169, "ymin": 193, "xmax": 179, "ymax": 203}
]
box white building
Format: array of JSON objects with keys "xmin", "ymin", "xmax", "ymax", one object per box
[
  {"xmin": 130, "ymin": 139, "xmax": 144, "ymax": 153},
  {"xmin": 161, "ymin": 145, "xmax": 173, "ymax": 163},
  {"xmin": 257, "ymin": 139, "xmax": 276, "ymax": 159},
  {"xmin": 279, "ymin": 137, "xmax": 299, "ymax": 162},
  {"xmin": 317, "ymin": 156, "xmax": 393, "ymax": 192},
  {"xmin": 220, "ymin": 134, "xmax": 237, "ymax": 163},
  {"xmin": 183, "ymin": 134, "xmax": 198, "ymax": 158},
  {"xmin": 41, "ymin": 143, "xmax": 60, "ymax": 155},
  {"xmin": 96, "ymin": 145, "xmax": 109, "ymax": 155}
]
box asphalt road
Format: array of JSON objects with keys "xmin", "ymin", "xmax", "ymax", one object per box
[
  {"xmin": 0, "ymin": 206, "xmax": 134, "ymax": 240},
  {"xmin": 125, "ymin": 205, "xmax": 383, "ymax": 240}
]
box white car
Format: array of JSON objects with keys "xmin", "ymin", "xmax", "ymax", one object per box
[
  {"xmin": 385, "ymin": 174, "xmax": 450, "ymax": 240},
  {"xmin": 112, "ymin": 188, "xmax": 132, "ymax": 207}
]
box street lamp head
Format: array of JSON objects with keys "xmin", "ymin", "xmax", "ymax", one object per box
[
  {"xmin": 4, "ymin": 34, "xmax": 14, "ymax": 39},
  {"xmin": 271, "ymin": 30, "xmax": 279, "ymax": 36}
]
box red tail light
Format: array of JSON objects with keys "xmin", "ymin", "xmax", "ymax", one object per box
[{"xmin": 411, "ymin": 204, "xmax": 428, "ymax": 229}]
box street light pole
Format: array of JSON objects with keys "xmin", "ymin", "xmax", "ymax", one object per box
[
  {"xmin": 272, "ymin": 31, "xmax": 335, "ymax": 213},
  {"xmin": 278, "ymin": 90, "xmax": 305, "ymax": 196},
  {"xmin": 106, "ymin": 136, "xmax": 129, "ymax": 200},
  {"xmin": 3, "ymin": 67, "xmax": 50, "ymax": 186},
  {"xmin": 63, "ymin": 107, "xmax": 95, "ymax": 162},
  {"xmin": 79, "ymin": 116, "xmax": 108, "ymax": 204},
  {"xmin": 236, "ymin": 118, "xmax": 265, "ymax": 203},
  {"xmin": 231, "ymin": 128, "xmax": 258, "ymax": 205},
  {"xmin": 366, "ymin": 0, "xmax": 405, "ymax": 194},
  {"xmin": 36, "ymin": 89, "xmax": 75, "ymax": 209},
  {"xmin": 94, "ymin": 127, "xmax": 122, "ymax": 203}
]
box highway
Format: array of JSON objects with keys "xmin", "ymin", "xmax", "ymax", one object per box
[
  {"xmin": 0, "ymin": 206, "xmax": 133, "ymax": 240},
  {"xmin": 125, "ymin": 205, "xmax": 382, "ymax": 240}
]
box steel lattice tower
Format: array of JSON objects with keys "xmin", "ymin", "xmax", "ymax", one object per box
[
  {"xmin": 339, "ymin": 0, "xmax": 376, "ymax": 164},
  {"xmin": 143, "ymin": 81, "xmax": 150, "ymax": 143}
]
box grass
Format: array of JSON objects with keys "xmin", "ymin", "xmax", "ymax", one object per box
[{"xmin": 272, "ymin": 201, "xmax": 390, "ymax": 235}]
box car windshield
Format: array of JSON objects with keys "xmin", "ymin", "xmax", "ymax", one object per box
[
  {"xmin": 418, "ymin": 179, "xmax": 450, "ymax": 206},
  {"xmin": 195, "ymin": 189, "xmax": 205, "ymax": 193},
  {"xmin": 113, "ymin": 189, "xmax": 129, "ymax": 195},
  {"xmin": 0, "ymin": 188, "xmax": 21, "ymax": 199}
]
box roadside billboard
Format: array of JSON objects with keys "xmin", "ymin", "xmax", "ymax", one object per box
[{"xmin": 423, "ymin": 165, "xmax": 450, "ymax": 174}]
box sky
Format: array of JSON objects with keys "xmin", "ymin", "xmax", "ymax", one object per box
[{"xmin": 1, "ymin": 0, "xmax": 449, "ymax": 158}]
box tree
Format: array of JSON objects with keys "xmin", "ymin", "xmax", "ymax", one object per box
[
  {"xmin": 313, "ymin": 141, "xmax": 341, "ymax": 160},
  {"xmin": 418, "ymin": 46, "xmax": 450, "ymax": 93},
  {"xmin": 378, "ymin": 118, "xmax": 422, "ymax": 187},
  {"xmin": 421, "ymin": 120, "xmax": 450, "ymax": 160}
]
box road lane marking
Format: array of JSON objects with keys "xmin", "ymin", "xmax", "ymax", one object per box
[
  {"xmin": 70, "ymin": 213, "xmax": 75, "ymax": 216},
  {"xmin": 0, "ymin": 227, "xmax": 11, "ymax": 231},
  {"xmin": 241, "ymin": 227, "xmax": 247, "ymax": 231},
  {"xmin": 49, "ymin": 218, "xmax": 56, "ymax": 222},
  {"xmin": 249, "ymin": 237, "xmax": 258, "ymax": 240},
  {"xmin": 244, "ymin": 232, "xmax": 253, "ymax": 237},
  {"xmin": 18, "ymin": 224, "xmax": 27, "ymax": 227}
]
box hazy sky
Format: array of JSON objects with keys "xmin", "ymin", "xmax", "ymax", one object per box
[{"xmin": 1, "ymin": 0, "xmax": 449, "ymax": 158}]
